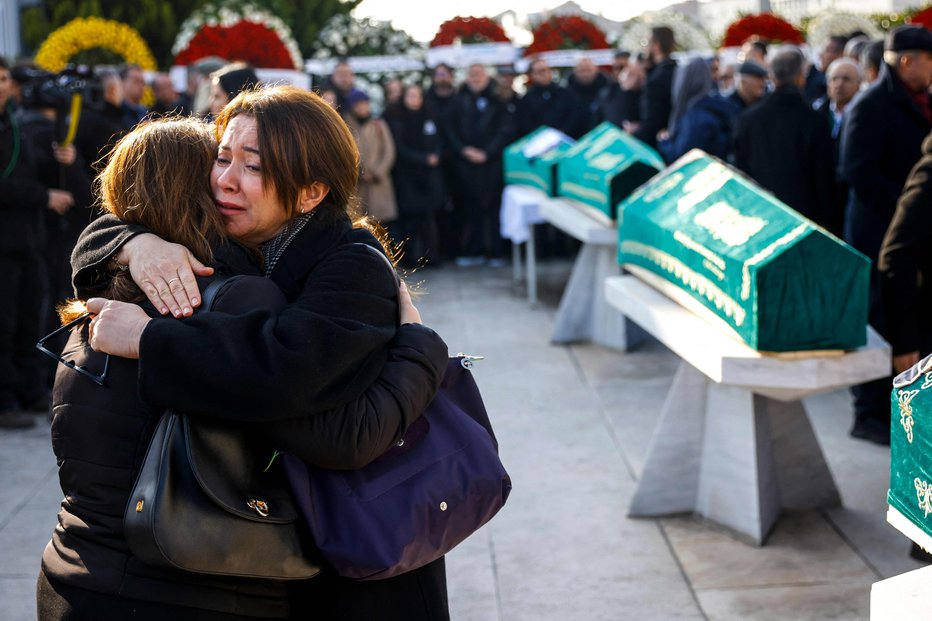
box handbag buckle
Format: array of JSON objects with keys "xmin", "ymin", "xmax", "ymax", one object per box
[
  {"xmin": 456, "ymin": 354, "xmax": 484, "ymax": 369},
  {"xmin": 247, "ymin": 497, "xmax": 270, "ymax": 517}
]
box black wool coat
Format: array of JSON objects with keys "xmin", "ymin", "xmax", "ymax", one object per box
[
  {"xmin": 634, "ymin": 58, "xmax": 676, "ymax": 148},
  {"xmin": 733, "ymin": 86, "xmax": 836, "ymax": 234},
  {"xmin": 516, "ymin": 82, "xmax": 578, "ymax": 138},
  {"xmin": 0, "ymin": 106, "xmax": 48, "ymax": 254},
  {"xmin": 840, "ymin": 63, "xmax": 932, "ymax": 265},
  {"xmin": 388, "ymin": 108, "xmax": 445, "ymax": 215}
]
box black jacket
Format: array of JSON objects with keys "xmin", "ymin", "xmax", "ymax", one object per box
[
  {"xmin": 516, "ymin": 83, "xmax": 577, "ymax": 138},
  {"xmin": 388, "ymin": 108, "xmax": 445, "ymax": 215},
  {"xmin": 734, "ymin": 86, "xmax": 836, "ymax": 234},
  {"xmin": 598, "ymin": 82, "xmax": 640, "ymax": 128},
  {"xmin": 635, "ymin": 58, "xmax": 676, "ymax": 148},
  {"xmin": 878, "ymin": 131, "xmax": 932, "ymax": 356},
  {"xmin": 0, "ymin": 105, "xmax": 48, "ymax": 254},
  {"xmin": 840, "ymin": 63, "xmax": 932, "ymax": 264},
  {"xmin": 53, "ymin": 229, "xmax": 449, "ymax": 615},
  {"xmin": 566, "ymin": 71, "xmax": 609, "ymax": 138}
]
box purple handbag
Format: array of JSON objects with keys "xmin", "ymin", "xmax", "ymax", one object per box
[{"xmin": 282, "ymin": 355, "xmax": 511, "ymax": 580}]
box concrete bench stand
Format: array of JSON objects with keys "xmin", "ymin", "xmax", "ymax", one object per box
[
  {"xmin": 605, "ymin": 273, "xmax": 891, "ymax": 544},
  {"xmin": 499, "ymin": 185, "xmax": 547, "ymax": 306},
  {"xmin": 539, "ymin": 198, "xmax": 645, "ymax": 351}
]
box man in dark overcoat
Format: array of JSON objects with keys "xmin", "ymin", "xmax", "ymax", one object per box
[
  {"xmin": 516, "ymin": 57, "xmax": 577, "ymax": 138},
  {"xmin": 733, "ymin": 47, "xmax": 835, "ymax": 232},
  {"xmin": 839, "ymin": 24, "xmax": 932, "ymax": 444},
  {"xmin": 446, "ymin": 64, "xmax": 515, "ymax": 265},
  {"xmin": 633, "ymin": 26, "xmax": 677, "ymax": 148}
]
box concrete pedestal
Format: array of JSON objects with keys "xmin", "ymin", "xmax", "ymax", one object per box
[
  {"xmin": 606, "ymin": 274, "xmax": 891, "ymax": 544},
  {"xmin": 539, "ymin": 198, "xmax": 645, "ymax": 351},
  {"xmin": 871, "ymin": 563, "xmax": 932, "ymax": 620}
]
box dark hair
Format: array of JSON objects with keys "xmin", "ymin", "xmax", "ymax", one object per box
[
  {"xmin": 770, "ymin": 46, "xmax": 805, "ymax": 87},
  {"xmin": 215, "ymin": 86, "xmax": 360, "ymax": 226},
  {"xmin": 118, "ymin": 63, "xmax": 142, "ymax": 80},
  {"xmin": 861, "ymin": 40, "xmax": 884, "ymax": 74},
  {"xmin": 828, "ymin": 35, "xmax": 850, "ymax": 52},
  {"xmin": 651, "ymin": 26, "xmax": 675, "ymax": 56},
  {"xmin": 614, "ymin": 50, "xmax": 631, "ymax": 60},
  {"xmin": 0, "ymin": 57, "xmax": 9, "ymax": 72},
  {"xmin": 746, "ymin": 36, "xmax": 769, "ymax": 56},
  {"xmin": 432, "ymin": 63, "xmax": 453, "ymax": 76},
  {"xmin": 213, "ymin": 62, "xmax": 260, "ymax": 100}
]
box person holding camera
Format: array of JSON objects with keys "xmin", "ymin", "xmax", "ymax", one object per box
[{"xmin": 0, "ymin": 57, "xmax": 74, "ymax": 428}]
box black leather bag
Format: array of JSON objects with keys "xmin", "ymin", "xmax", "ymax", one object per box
[{"xmin": 123, "ymin": 277, "xmax": 320, "ymax": 580}]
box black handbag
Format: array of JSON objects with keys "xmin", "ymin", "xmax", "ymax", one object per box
[{"xmin": 123, "ymin": 277, "xmax": 320, "ymax": 580}]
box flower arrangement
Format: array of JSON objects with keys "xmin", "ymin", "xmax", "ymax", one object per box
[
  {"xmin": 525, "ymin": 15, "xmax": 609, "ymax": 56},
  {"xmin": 35, "ymin": 17, "xmax": 157, "ymax": 73},
  {"xmin": 618, "ymin": 11, "xmax": 711, "ymax": 53},
  {"xmin": 310, "ymin": 14, "xmax": 419, "ymax": 59},
  {"xmin": 722, "ymin": 13, "xmax": 805, "ymax": 47},
  {"xmin": 430, "ymin": 16, "xmax": 510, "ymax": 47},
  {"xmin": 910, "ymin": 7, "xmax": 932, "ymax": 30},
  {"xmin": 806, "ymin": 11, "xmax": 882, "ymax": 47},
  {"xmin": 172, "ymin": 3, "xmax": 303, "ymax": 70}
]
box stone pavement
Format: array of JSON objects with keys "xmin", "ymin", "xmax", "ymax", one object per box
[{"xmin": 0, "ymin": 262, "xmax": 922, "ymax": 620}]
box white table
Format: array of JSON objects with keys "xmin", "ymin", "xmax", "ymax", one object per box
[
  {"xmin": 871, "ymin": 563, "xmax": 932, "ymax": 620},
  {"xmin": 605, "ymin": 274, "xmax": 891, "ymax": 544},
  {"xmin": 499, "ymin": 185, "xmax": 547, "ymax": 305},
  {"xmin": 539, "ymin": 197, "xmax": 645, "ymax": 351}
]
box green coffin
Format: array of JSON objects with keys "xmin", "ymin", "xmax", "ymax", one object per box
[
  {"xmin": 617, "ymin": 150, "xmax": 870, "ymax": 352},
  {"xmin": 503, "ymin": 126, "xmax": 575, "ymax": 196},
  {"xmin": 889, "ymin": 360, "xmax": 932, "ymax": 543},
  {"xmin": 556, "ymin": 122, "xmax": 664, "ymax": 221}
]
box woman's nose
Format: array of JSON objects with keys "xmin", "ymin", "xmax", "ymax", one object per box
[{"xmin": 216, "ymin": 164, "xmax": 238, "ymax": 192}]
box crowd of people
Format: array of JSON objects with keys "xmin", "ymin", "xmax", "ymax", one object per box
[{"xmin": 4, "ymin": 23, "xmax": 932, "ymax": 443}]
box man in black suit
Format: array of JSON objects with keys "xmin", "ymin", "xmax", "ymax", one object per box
[
  {"xmin": 733, "ymin": 47, "xmax": 835, "ymax": 230},
  {"xmin": 632, "ymin": 26, "xmax": 676, "ymax": 148},
  {"xmin": 840, "ymin": 25, "xmax": 932, "ymax": 444},
  {"xmin": 516, "ymin": 57, "xmax": 577, "ymax": 138}
]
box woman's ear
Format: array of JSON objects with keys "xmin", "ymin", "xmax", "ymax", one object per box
[{"xmin": 298, "ymin": 182, "xmax": 331, "ymax": 214}]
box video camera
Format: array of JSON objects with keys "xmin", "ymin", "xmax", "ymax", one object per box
[{"xmin": 12, "ymin": 65, "xmax": 105, "ymax": 146}]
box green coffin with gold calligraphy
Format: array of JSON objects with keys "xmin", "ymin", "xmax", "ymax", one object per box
[
  {"xmin": 503, "ymin": 126, "xmax": 575, "ymax": 196},
  {"xmin": 556, "ymin": 122, "xmax": 664, "ymax": 220},
  {"xmin": 617, "ymin": 150, "xmax": 870, "ymax": 352},
  {"xmin": 889, "ymin": 359, "xmax": 932, "ymax": 546}
]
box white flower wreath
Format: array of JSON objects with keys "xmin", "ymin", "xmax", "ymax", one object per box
[
  {"xmin": 171, "ymin": 2, "xmax": 303, "ymax": 70},
  {"xmin": 806, "ymin": 11, "xmax": 882, "ymax": 49},
  {"xmin": 617, "ymin": 10, "xmax": 712, "ymax": 54}
]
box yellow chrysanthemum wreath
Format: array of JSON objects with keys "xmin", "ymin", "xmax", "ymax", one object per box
[{"xmin": 35, "ymin": 17, "xmax": 158, "ymax": 106}]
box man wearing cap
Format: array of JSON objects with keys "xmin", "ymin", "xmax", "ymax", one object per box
[
  {"xmin": 839, "ymin": 24, "xmax": 932, "ymax": 444},
  {"xmin": 727, "ymin": 61, "xmax": 768, "ymax": 111}
]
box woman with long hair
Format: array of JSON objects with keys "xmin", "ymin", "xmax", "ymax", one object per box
[{"xmin": 41, "ymin": 101, "xmax": 450, "ymax": 620}]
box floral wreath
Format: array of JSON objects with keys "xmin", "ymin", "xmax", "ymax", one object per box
[
  {"xmin": 35, "ymin": 17, "xmax": 157, "ymax": 106},
  {"xmin": 172, "ymin": 3, "xmax": 302, "ymax": 70},
  {"xmin": 430, "ymin": 16, "xmax": 510, "ymax": 47},
  {"xmin": 722, "ymin": 13, "xmax": 805, "ymax": 47},
  {"xmin": 618, "ymin": 11, "xmax": 711, "ymax": 53},
  {"xmin": 910, "ymin": 7, "xmax": 932, "ymax": 30},
  {"xmin": 806, "ymin": 11, "xmax": 881, "ymax": 48},
  {"xmin": 525, "ymin": 15, "xmax": 609, "ymax": 56}
]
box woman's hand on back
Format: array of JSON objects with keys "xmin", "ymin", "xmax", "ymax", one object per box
[{"xmin": 119, "ymin": 233, "xmax": 214, "ymax": 317}]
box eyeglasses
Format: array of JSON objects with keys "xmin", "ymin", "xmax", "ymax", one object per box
[{"xmin": 36, "ymin": 312, "xmax": 110, "ymax": 386}]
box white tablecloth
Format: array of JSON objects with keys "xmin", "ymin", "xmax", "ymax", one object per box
[{"xmin": 500, "ymin": 185, "xmax": 548, "ymax": 244}]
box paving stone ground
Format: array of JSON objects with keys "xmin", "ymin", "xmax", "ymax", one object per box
[{"xmin": 0, "ymin": 262, "xmax": 919, "ymax": 620}]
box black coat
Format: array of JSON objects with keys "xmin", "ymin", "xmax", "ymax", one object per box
[
  {"xmin": 566, "ymin": 71, "xmax": 609, "ymax": 138},
  {"xmin": 812, "ymin": 97, "xmax": 848, "ymax": 238},
  {"xmin": 635, "ymin": 58, "xmax": 676, "ymax": 148},
  {"xmin": 733, "ymin": 86, "xmax": 836, "ymax": 233},
  {"xmin": 516, "ymin": 83, "xmax": 577, "ymax": 138},
  {"xmin": 598, "ymin": 82, "xmax": 640, "ymax": 128},
  {"xmin": 388, "ymin": 108, "xmax": 445, "ymax": 215},
  {"xmin": 840, "ymin": 63, "xmax": 932, "ymax": 265},
  {"xmin": 59, "ymin": 222, "xmax": 450, "ymax": 616},
  {"xmin": 878, "ymin": 132, "xmax": 932, "ymax": 356},
  {"xmin": 0, "ymin": 105, "xmax": 48, "ymax": 254}
]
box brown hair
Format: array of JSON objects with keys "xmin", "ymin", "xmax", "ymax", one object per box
[
  {"xmin": 214, "ymin": 85, "xmax": 361, "ymax": 226},
  {"xmin": 60, "ymin": 117, "xmax": 227, "ymax": 323}
]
